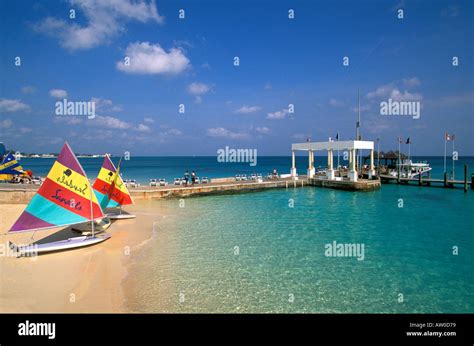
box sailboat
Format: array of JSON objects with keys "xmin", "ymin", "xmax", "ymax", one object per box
[
  {"xmin": 92, "ymin": 154, "xmax": 135, "ymax": 220},
  {"xmin": 7, "ymin": 142, "xmax": 111, "ymax": 256}
]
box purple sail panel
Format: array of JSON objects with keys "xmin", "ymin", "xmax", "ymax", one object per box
[
  {"xmin": 9, "ymin": 210, "xmax": 55, "ymax": 233},
  {"xmin": 56, "ymin": 142, "xmax": 84, "ymax": 175},
  {"xmin": 103, "ymin": 155, "xmax": 116, "ymax": 173}
]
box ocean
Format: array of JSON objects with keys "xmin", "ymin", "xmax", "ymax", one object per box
[
  {"xmin": 17, "ymin": 155, "xmax": 474, "ymax": 184},
  {"xmin": 17, "ymin": 156, "xmax": 474, "ymax": 313}
]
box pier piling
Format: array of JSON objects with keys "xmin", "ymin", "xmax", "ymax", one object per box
[{"xmin": 464, "ymin": 165, "xmax": 468, "ymax": 193}]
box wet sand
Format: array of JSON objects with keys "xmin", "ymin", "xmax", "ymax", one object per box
[{"xmin": 0, "ymin": 201, "xmax": 173, "ymax": 312}]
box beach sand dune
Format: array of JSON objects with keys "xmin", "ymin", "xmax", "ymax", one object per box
[{"xmin": 0, "ymin": 202, "xmax": 170, "ymax": 312}]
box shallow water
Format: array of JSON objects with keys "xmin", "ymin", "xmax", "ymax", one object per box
[{"xmin": 124, "ymin": 184, "xmax": 474, "ymax": 313}]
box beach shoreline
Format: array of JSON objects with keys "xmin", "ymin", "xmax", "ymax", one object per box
[{"xmin": 0, "ymin": 201, "xmax": 172, "ymax": 313}]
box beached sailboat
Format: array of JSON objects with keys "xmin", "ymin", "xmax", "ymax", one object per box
[
  {"xmin": 7, "ymin": 142, "xmax": 111, "ymax": 256},
  {"xmin": 92, "ymin": 154, "xmax": 135, "ymax": 220}
]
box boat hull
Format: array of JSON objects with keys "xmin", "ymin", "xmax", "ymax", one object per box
[
  {"xmin": 106, "ymin": 212, "xmax": 136, "ymax": 220},
  {"xmin": 9, "ymin": 233, "xmax": 111, "ymax": 256}
]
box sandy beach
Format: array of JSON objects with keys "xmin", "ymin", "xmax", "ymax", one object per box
[{"xmin": 0, "ymin": 200, "xmax": 174, "ymax": 313}]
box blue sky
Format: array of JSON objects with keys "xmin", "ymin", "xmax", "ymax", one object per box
[{"xmin": 0, "ymin": 0, "xmax": 472, "ymax": 156}]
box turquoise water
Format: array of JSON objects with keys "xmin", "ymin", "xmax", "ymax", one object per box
[
  {"xmin": 16, "ymin": 156, "xmax": 474, "ymax": 184},
  {"xmin": 125, "ymin": 183, "xmax": 474, "ymax": 313}
]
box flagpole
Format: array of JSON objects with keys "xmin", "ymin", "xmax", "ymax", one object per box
[
  {"xmin": 444, "ymin": 134, "xmax": 447, "ymax": 174},
  {"xmin": 408, "ymin": 141, "xmax": 411, "ymax": 162},
  {"xmin": 452, "ymin": 139, "xmax": 455, "ymax": 179}
]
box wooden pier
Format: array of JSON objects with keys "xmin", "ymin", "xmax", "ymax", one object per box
[{"xmin": 379, "ymin": 164, "xmax": 473, "ymax": 192}]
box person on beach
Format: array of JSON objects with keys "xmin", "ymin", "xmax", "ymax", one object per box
[
  {"xmin": 191, "ymin": 171, "xmax": 196, "ymax": 185},
  {"xmin": 273, "ymin": 168, "xmax": 278, "ymax": 179},
  {"xmin": 184, "ymin": 170, "xmax": 189, "ymax": 185}
]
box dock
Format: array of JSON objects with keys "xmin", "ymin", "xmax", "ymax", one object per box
[
  {"xmin": 380, "ymin": 164, "xmax": 473, "ymax": 192},
  {"xmin": 0, "ymin": 176, "xmax": 381, "ymax": 204}
]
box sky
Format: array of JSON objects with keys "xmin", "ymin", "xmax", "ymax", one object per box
[{"xmin": 0, "ymin": 0, "xmax": 473, "ymax": 156}]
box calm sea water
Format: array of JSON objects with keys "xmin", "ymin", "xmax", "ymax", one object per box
[
  {"xmin": 124, "ymin": 183, "xmax": 473, "ymax": 313},
  {"xmin": 18, "ymin": 156, "xmax": 474, "ymax": 312},
  {"xmin": 17, "ymin": 156, "xmax": 474, "ymax": 184}
]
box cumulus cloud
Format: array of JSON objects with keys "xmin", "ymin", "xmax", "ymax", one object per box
[
  {"xmin": 54, "ymin": 116, "xmax": 83, "ymax": 125},
  {"xmin": 255, "ymin": 126, "xmax": 270, "ymax": 135},
  {"xmin": 390, "ymin": 89, "xmax": 423, "ymax": 102},
  {"xmin": 329, "ymin": 98, "xmax": 344, "ymax": 107},
  {"xmin": 91, "ymin": 115, "xmax": 131, "ymax": 129},
  {"xmin": 143, "ymin": 117, "xmax": 154, "ymax": 123},
  {"xmin": 0, "ymin": 118, "xmax": 13, "ymax": 129},
  {"xmin": 188, "ymin": 82, "xmax": 211, "ymax": 95},
  {"xmin": 266, "ymin": 108, "xmax": 289, "ymax": 120},
  {"xmin": 235, "ymin": 105, "xmax": 261, "ymax": 114},
  {"xmin": 0, "ymin": 99, "xmax": 30, "ymax": 112},
  {"xmin": 117, "ymin": 42, "xmax": 190, "ymax": 75},
  {"xmin": 136, "ymin": 123, "xmax": 151, "ymax": 132},
  {"xmin": 21, "ymin": 86, "xmax": 36, "ymax": 94},
  {"xmin": 207, "ymin": 127, "xmax": 248, "ymax": 139},
  {"xmin": 367, "ymin": 84, "xmax": 394, "ymax": 99},
  {"xmin": 91, "ymin": 97, "xmax": 122, "ymax": 112},
  {"xmin": 49, "ymin": 89, "xmax": 68, "ymax": 98},
  {"xmin": 34, "ymin": 0, "xmax": 164, "ymax": 51},
  {"xmin": 403, "ymin": 77, "xmax": 421, "ymax": 88}
]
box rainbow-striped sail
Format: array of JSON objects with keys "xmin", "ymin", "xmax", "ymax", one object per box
[
  {"xmin": 0, "ymin": 152, "xmax": 24, "ymax": 175},
  {"xmin": 9, "ymin": 143, "xmax": 104, "ymax": 233},
  {"xmin": 92, "ymin": 155, "xmax": 132, "ymax": 210}
]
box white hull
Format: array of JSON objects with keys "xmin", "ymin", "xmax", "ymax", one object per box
[
  {"xmin": 106, "ymin": 212, "xmax": 136, "ymax": 220},
  {"xmin": 9, "ymin": 233, "xmax": 111, "ymax": 256}
]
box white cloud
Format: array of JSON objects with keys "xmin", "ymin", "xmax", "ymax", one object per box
[
  {"xmin": 91, "ymin": 115, "xmax": 131, "ymax": 129},
  {"xmin": 54, "ymin": 116, "xmax": 83, "ymax": 125},
  {"xmin": 20, "ymin": 127, "xmax": 32, "ymax": 133},
  {"xmin": 255, "ymin": 126, "xmax": 270, "ymax": 135},
  {"xmin": 390, "ymin": 89, "xmax": 423, "ymax": 102},
  {"xmin": 136, "ymin": 123, "xmax": 151, "ymax": 132},
  {"xmin": 266, "ymin": 108, "xmax": 289, "ymax": 120},
  {"xmin": 21, "ymin": 86, "xmax": 36, "ymax": 94},
  {"xmin": 0, "ymin": 118, "xmax": 13, "ymax": 129},
  {"xmin": 34, "ymin": 0, "xmax": 164, "ymax": 51},
  {"xmin": 0, "ymin": 99, "xmax": 30, "ymax": 112},
  {"xmin": 163, "ymin": 128, "xmax": 183, "ymax": 136},
  {"xmin": 367, "ymin": 84, "xmax": 393, "ymax": 99},
  {"xmin": 188, "ymin": 82, "xmax": 211, "ymax": 95},
  {"xmin": 143, "ymin": 117, "xmax": 154, "ymax": 123},
  {"xmin": 235, "ymin": 105, "xmax": 261, "ymax": 114},
  {"xmin": 91, "ymin": 97, "xmax": 122, "ymax": 112},
  {"xmin": 117, "ymin": 42, "xmax": 190, "ymax": 75},
  {"xmin": 403, "ymin": 77, "xmax": 421, "ymax": 88},
  {"xmin": 329, "ymin": 98, "xmax": 344, "ymax": 107},
  {"xmin": 207, "ymin": 127, "xmax": 248, "ymax": 139},
  {"xmin": 49, "ymin": 89, "xmax": 68, "ymax": 98}
]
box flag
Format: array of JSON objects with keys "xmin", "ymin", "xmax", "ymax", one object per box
[
  {"xmin": 397, "ymin": 137, "xmax": 403, "ymax": 143},
  {"xmin": 445, "ymin": 133, "xmax": 455, "ymax": 141},
  {"xmin": 406, "ymin": 137, "xmax": 411, "ymax": 144},
  {"xmin": 336, "ymin": 132, "xmax": 339, "ymax": 141}
]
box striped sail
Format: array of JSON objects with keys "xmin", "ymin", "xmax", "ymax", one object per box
[
  {"xmin": 92, "ymin": 155, "xmax": 132, "ymax": 210},
  {"xmin": 9, "ymin": 143, "xmax": 104, "ymax": 233},
  {"xmin": 0, "ymin": 152, "xmax": 24, "ymax": 175}
]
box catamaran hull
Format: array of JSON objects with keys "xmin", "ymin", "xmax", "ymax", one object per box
[
  {"xmin": 71, "ymin": 218, "xmax": 112, "ymax": 234},
  {"xmin": 9, "ymin": 233, "xmax": 111, "ymax": 257}
]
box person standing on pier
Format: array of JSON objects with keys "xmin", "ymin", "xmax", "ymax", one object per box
[
  {"xmin": 191, "ymin": 171, "xmax": 196, "ymax": 185},
  {"xmin": 184, "ymin": 170, "xmax": 190, "ymax": 185}
]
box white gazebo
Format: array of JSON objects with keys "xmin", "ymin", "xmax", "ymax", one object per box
[{"xmin": 291, "ymin": 140, "xmax": 375, "ymax": 182}]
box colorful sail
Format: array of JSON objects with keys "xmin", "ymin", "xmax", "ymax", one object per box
[
  {"xmin": 0, "ymin": 152, "xmax": 24, "ymax": 175},
  {"xmin": 9, "ymin": 142, "xmax": 104, "ymax": 233},
  {"xmin": 92, "ymin": 155, "xmax": 133, "ymax": 209}
]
